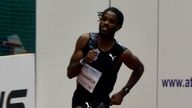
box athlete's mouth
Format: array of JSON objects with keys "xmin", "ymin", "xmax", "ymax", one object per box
[{"xmin": 101, "ymin": 25, "xmax": 109, "ymax": 31}]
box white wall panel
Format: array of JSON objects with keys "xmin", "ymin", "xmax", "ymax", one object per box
[{"xmin": 158, "ymin": 0, "xmax": 192, "ymax": 108}]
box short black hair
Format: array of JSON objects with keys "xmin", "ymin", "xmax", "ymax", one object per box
[{"xmin": 98, "ymin": 7, "xmax": 124, "ymax": 28}]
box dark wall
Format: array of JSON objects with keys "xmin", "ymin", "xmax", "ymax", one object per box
[{"xmin": 0, "ymin": 0, "xmax": 36, "ymax": 55}]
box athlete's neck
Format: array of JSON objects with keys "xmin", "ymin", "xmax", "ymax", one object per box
[
  {"xmin": 98, "ymin": 32, "xmax": 115, "ymax": 41},
  {"xmin": 97, "ymin": 34, "xmax": 115, "ymax": 52}
]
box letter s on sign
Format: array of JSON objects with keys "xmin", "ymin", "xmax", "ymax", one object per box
[{"xmin": 6, "ymin": 89, "xmax": 27, "ymax": 108}]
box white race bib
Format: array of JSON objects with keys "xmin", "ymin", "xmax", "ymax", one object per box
[{"xmin": 77, "ymin": 64, "xmax": 102, "ymax": 93}]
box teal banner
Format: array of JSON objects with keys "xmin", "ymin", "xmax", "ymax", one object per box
[{"xmin": 0, "ymin": 0, "xmax": 36, "ymax": 56}]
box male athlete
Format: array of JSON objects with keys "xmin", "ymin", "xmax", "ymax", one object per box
[{"xmin": 67, "ymin": 7, "xmax": 144, "ymax": 108}]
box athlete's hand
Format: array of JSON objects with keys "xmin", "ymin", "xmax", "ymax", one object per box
[
  {"xmin": 84, "ymin": 49, "xmax": 99, "ymax": 63},
  {"xmin": 110, "ymin": 90, "xmax": 124, "ymax": 106}
]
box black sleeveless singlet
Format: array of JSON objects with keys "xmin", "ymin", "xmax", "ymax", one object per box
[{"xmin": 72, "ymin": 33, "xmax": 126, "ymax": 107}]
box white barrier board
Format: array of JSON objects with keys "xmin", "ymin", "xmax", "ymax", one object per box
[{"xmin": 0, "ymin": 54, "xmax": 35, "ymax": 108}]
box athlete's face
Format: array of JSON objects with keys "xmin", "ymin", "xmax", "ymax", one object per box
[{"xmin": 99, "ymin": 11, "xmax": 120, "ymax": 35}]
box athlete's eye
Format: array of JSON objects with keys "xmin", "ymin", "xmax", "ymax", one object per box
[
  {"xmin": 100, "ymin": 17, "xmax": 107, "ymax": 22},
  {"xmin": 108, "ymin": 19, "xmax": 116, "ymax": 24}
]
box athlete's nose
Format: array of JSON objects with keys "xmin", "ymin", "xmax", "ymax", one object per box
[{"xmin": 103, "ymin": 20, "xmax": 109, "ymax": 25}]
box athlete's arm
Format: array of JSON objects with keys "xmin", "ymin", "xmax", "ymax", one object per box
[
  {"xmin": 121, "ymin": 49, "xmax": 144, "ymax": 94},
  {"xmin": 110, "ymin": 49, "xmax": 144, "ymax": 105},
  {"xmin": 67, "ymin": 33, "xmax": 90, "ymax": 79}
]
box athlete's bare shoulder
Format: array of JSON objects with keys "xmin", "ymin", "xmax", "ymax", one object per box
[
  {"xmin": 79, "ymin": 33, "xmax": 90, "ymax": 41},
  {"xmin": 75, "ymin": 33, "xmax": 90, "ymax": 50}
]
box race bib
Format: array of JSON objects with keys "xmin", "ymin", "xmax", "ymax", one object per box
[{"xmin": 77, "ymin": 64, "xmax": 102, "ymax": 93}]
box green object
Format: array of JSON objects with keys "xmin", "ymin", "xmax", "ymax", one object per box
[{"xmin": 0, "ymin": 0, "xmax": 36, "ymax": 56}]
